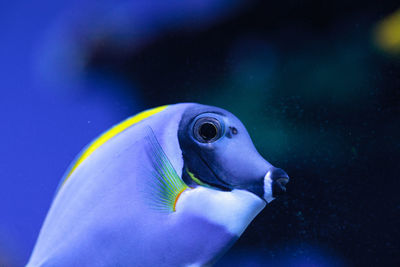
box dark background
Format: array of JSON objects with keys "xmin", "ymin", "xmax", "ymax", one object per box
[{"xmin": 1, "ymin": 0, "xmax": 399, "ymax": 266}]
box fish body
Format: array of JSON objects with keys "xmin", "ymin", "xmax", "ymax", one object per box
[{"xmin": 28, "ymin": 103, "xmax": 289, "ymax": 266}]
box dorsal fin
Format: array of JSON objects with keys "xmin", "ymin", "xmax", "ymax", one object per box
[{"xmin": 143, "ymin": 128, "xmax": 188, "ymax": 213}]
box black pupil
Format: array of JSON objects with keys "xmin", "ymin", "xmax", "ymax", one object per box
[{"xmin": 199, "ymin": 123, "xmax": 217, "ymax": 140}]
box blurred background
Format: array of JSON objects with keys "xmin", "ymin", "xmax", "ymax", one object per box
[{"xmin": 1, "ymin": 0, "xmax": 399, "ymax": 266}]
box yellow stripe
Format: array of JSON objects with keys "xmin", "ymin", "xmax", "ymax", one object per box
[
  {"xmin": 186, "ymin": 167, "xmax": 210, "ymax": 187},
  {"xmin": 61, "ymin": 105, "xmax": 168, "ymax": 187}
]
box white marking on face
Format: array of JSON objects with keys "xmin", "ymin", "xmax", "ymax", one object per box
[
  {"xmin": 175, "ymin": 187, "xmax": 266, "ymax": 236},
  {"xmin": 263, "ymin": 171, "xmax": 275, "ymax": 203}
]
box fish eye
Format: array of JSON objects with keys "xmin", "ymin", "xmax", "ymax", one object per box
[{"xmin": 193, "ymin": 117, "xmax": 222, "ymax": 143}]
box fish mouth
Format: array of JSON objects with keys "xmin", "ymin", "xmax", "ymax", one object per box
[
  {"xmin": 263, "ymin": 168, "xmax": 290, "ymax": 202},
  {"xmin": 272, "ymin": 177, "xmax": 289, "ymax": 197}
]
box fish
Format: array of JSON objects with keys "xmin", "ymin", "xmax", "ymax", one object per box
[{"xmin": 27, "ymin": 103, "xmax": 289, "ymax": 266}]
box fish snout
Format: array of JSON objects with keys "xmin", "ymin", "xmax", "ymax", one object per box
[
  {"xmin": 269, "ymin": 167, "xmax": 290, "ymax": 197},
  {"xmin": 263, "ymin": 167, "xmax": 289, "ymax": 202}
]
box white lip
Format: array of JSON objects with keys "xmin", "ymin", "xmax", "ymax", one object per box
[{"xmin": 263, "ymin": 171, "xmax": 275, "ymax": 203}]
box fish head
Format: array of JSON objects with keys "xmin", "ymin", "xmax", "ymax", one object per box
[{"xmin": 178, "ymin": 104, "xmax": 289, "ymax": 203}]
